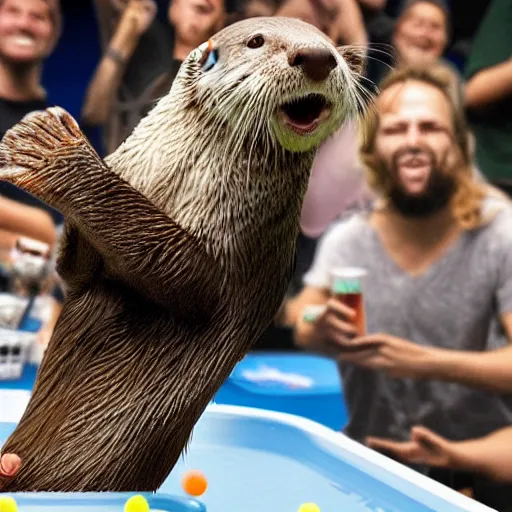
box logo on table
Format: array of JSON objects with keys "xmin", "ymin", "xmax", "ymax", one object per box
[{"xmin": 241, "ymin": 366, "xmax": 313, "ymax": 389}]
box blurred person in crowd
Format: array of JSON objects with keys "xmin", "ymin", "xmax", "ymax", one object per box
[
  {"xmin": 365, "ymin": 0, "xmax": 450, "ymax": 85},
  {"xmin": 392, "ymin": 0, "xmax": 448, "ymax": 67},
  {"xmin": 287, "ymin": 64, "xmax": 512, "ymax": 510},
  {"xmin": 464, "ymin": 0, "xmax": 512, "ymax": 196},
  {"xmin": 366, "ymin": 424, "xmax": 512, "ymax": 504},
  {"xmin": 0, "ymin": 0, "xmax": 64, "ymax": 358},
  {"xmin": 0, "ymin": 0, "xmax": 62, "ymax": 226},
  {"xmin": 83, "ymin": 0, "xmax": 227, "ymax": 154}
]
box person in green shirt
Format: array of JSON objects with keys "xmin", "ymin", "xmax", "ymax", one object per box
[{"xmin": 464, "ymin": 0, "xmax": 512, "ymax": 194}]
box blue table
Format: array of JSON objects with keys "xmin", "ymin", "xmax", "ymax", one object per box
[
  {"xmin": 2, "ymin": 353, "xmax": 348, "ymax": 431},
  {"xmin": 214, "ymin": 352, "xmax": 347, "ymax": 431}
]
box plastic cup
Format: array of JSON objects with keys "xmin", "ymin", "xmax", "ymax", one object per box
[
  {"xmin": 330, "ymin": 267, "xmax": 368, "ymax": 336},
  {"xmin": 302, "ymin": 304, "xmax": 327, "ymax": 323}
]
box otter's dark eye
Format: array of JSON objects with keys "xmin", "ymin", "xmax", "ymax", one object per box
[{"xmin": 247, "ymin": 35, "xmax": 265, "ymax": 49}]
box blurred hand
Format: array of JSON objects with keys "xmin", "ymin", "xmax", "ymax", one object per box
[
  {"xmin": 338, "ymin": 333, "xmax": 436, "ymax": 378},
  {"xmin": 276, "ymin": 0, "xmax": 341, "ymax": 39},
  {"xmin": 310, "ymin": 0, "xmax": 342, "ymax": 27},
  {"xmin": 118, "ymin": 0, "xmax": 157, "ymax": 38},
  {"xmin": 366, "ymin": 426, "xmax": 458, "ymax": 468},
  {"xmin": 109, "ymin": 0, "xmax": 129, "ymax": 11},
  {"xmin": 313, "ymin": 297, "xmax": 359, "ymax": 351},
  {"xmin": 330, "ymin": 0, "xmax": 368, "ymax": 46},
  {"xmin": 0, "ymin": 453, "xmax": 21, "ymax": 486}
]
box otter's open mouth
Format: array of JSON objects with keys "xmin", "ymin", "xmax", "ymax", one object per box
[{"xmin": 279, "ymin": 93, "xmax": 332, "ymax": 135}]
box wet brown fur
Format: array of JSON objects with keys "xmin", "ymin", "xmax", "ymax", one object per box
[{"xmin": 0, "ymin": 17, "xmax": 365, "ymax": 492}]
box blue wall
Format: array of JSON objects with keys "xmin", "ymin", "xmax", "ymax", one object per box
[{"xmin": 42, "ymin": 1, "xmax": 102, "ymax": 120}]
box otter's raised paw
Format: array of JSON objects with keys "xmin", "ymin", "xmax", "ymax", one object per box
[{"xmin": 0, "ymin": 107, "xmax": 84, "ymax": 182}]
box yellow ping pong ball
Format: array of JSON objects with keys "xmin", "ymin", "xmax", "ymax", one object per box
[
  {"xmin": 124, "ymin": 494, "xmax": 150, "ymax": 512},
  {"xmin": 0, "ymin": 496, "xmax": 18, "ymax": 512},
  {"xmin": 298, "ymin": 503, "xmax": 321, "ymax": 512}
]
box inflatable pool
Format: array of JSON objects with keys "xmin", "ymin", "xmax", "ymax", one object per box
[
  {"xmin": 0, "ymin": 399, "xmax": 495, "ymax": 512},
  {"xmin": 0, "ymin": 493, "xmax": 205, "ymax": 511}
]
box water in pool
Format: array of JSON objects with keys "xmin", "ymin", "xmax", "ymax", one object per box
[{"xmin": 162, "ymin": 444, "xmax": 436, "ymax": 512}]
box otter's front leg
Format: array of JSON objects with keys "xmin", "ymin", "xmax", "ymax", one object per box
[{"xmin": 0, "ymin": 107, "xmax": 221, "ymax": 321}]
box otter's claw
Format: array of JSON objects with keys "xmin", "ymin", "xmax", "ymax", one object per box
[{"xmin": 0, "ymin": 106, "xmax": 84, "ymax": 182}]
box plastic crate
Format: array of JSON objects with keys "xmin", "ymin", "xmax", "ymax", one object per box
[{"xmin": 0, "ymin": 328, "xmax": 36, "ymax": 381}]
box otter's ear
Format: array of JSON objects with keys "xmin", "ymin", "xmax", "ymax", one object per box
[
  {"xmin": 189, "ymin": 39, "xmax": 218, "ymax": 71},
  {"xmin": 337, "ymin": 45, "xmax": 366, "ymax": 76},
  {"xmin": 189, "ymin": 40, "xmax": 209, "ymax": 63}
]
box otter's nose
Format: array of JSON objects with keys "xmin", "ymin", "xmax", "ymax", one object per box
[{"xmin": 289, "ymin": 48, "xmax": 337, "ymax": 82}]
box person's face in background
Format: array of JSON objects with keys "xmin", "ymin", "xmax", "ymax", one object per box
[
  {"xmin": 373, "ymin": 80, "xmax": 461, "ymax": 216},
  {"xmin": 0, "ymin": 0, "xmax": 54, "ymax": 65},
  {"xmin": 168, "ymin": 0, "xmax": 225, "ymax": 47},
  {"xmin": 393, "ymin": 2, "xmax": 448, "ymax": 67}
]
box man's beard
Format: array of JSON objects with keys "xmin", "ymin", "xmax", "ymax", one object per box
[{"xmin": 387, "ymin": 148, "xmax": 457, "ymax": 218}]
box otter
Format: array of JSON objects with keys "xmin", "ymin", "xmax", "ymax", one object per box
[{"xmin": 0, "ymin": 17, "xmax": 366, "ymax": 492}]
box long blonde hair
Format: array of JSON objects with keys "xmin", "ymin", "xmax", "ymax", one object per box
[{"xmin": 360, "ymin": 63, "xmax": 486, "ymax": 230}]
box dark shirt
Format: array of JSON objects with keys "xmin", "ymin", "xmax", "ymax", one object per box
[
  {"xmin": 99, "ymin": 18, "xmax": 180, "ymax": 154},
  {"xmin": 363, "ymin": 9, "xmax": 396, "ymax": 86},
  {"xmin": 122, "ymin": 18, "xmax": 175, "ymax": 99}
]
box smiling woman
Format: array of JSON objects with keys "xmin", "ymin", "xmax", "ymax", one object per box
[
  {"xmin": 392, "ymin": 0, "xmax": 450, "ymax": 68},
  {"xmin": 0, "ymin": 0, "xmax": 61, "ymax": 64},
  {"xmin": 0, "ymin": 0, "xmax": 63, "ymax": 225}
]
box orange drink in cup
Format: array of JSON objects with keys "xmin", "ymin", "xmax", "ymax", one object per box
[{"xmin": 330, "ymin": 267, "xmax": 368, "ymax": 336}]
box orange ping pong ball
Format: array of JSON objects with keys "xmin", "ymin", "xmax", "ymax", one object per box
[{"xmin": 182, "ymin": 469, "xmax": 208, "ymax": 496}]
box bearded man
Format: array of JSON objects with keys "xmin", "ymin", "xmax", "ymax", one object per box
[{"xmin": 288, "ymin": 64, "xmax": 512, "ymax": 509}]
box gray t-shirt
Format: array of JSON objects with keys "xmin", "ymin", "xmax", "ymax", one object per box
[{"xmin": 303, "ymin": 197, "xmax": 512, "ymax": 443}]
